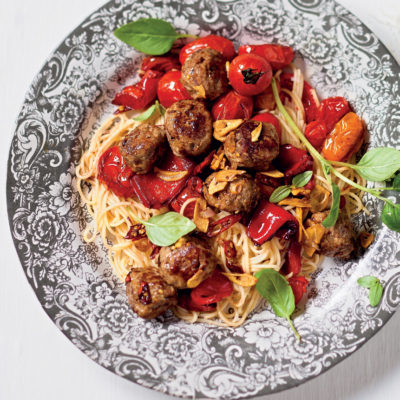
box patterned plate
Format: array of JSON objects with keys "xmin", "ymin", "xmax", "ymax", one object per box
[{"xmin": 7, "ymin": 0, "xmax": 400, "ymax": 398}]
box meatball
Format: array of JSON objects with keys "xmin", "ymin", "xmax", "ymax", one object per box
[
  {"xmin": 126, "ymin": 266, "xmax": 177, "ymax": 319},
  {"xmin": 158, "ymin": 236, "xmax": 216, "ymax": 289},
  {"xmin": 224, "ymin": 121, "xmax": 279, "ymax": 170},
  {"xmin": 119, "ymin": 124, "xmax": 166, "ymax": 174},
  {"xmin": 309, "ymin": 212, "xmax": 356, "ymax": 259},
  {"xmin": 203, "ymin": 172, "xmax": 260, "ymax": 213},
  {"xmin": 164, "ymin": 100, "xmax": 212, "ymax": 157},
  {"xmin": 181, "ymin": 48, "xmax": 229, "ymax": 100}
]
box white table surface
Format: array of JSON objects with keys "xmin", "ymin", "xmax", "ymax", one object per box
[{"xmin": 1, "ymin": 1, "xmax": 400, "ymax": 399}]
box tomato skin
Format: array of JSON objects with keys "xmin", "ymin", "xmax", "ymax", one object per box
[
  {"xmin": 288, "ymin": 276, "xmax": 308, "ymax": 304},
  {"xmin": 211, "ymin": 90, "xmax": 253, "ymax": 120},
  {"xmin": 157, "ymin": 70, "xmax": 192, "ymax": 108},
  {"xmin": 98, "ymin": 146, "xmax": 136, "ymax": 198},
  {"xmin": 317, "ymin": 97, "xmax": 350, "ymax": 132},
  {"xmin": 304, "ymin": 120, "xmax": 328, "ymax": 151},
  {"xmin": 112, "ymin": 70, "xmax": 162, "ymax": 110},
  {"xmin": 179, "ymin": 35, "xmax": 236, "ymax": 65},
  {"xmin": 322, "ymin": 112, "xmax": 364, "ymax": 162},
  {"xmin": 238, "ymin": 44, "xmax": 294, "ymax": 70},
  {"xmin": 190, "ymin": 269, "xmax": 233, "ymax": 306},
  {"xmin": 229, "ymin": 54, "xmax": 272, "ymax": 96},
  {"xmin": 277, "ymin": 144, "xmax": 313, "ymax": 178},
  {"xmin": 169, "ymin": 176, "xmax": 203, "ymax": 219},
  {"xmin": 140, "ymin": 55, "xmax": 180, "ymax": 76},
  {"xmin": 252, "ymin": 113, "xmax": 282, "ymax": 141}
]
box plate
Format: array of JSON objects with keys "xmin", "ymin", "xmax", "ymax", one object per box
[{"xmin": 7, "ymin": 0, "xmax": 400, "ymax": 398}]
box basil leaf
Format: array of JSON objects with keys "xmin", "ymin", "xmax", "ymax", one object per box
[
  {"xmin": 354, "ymin": 148, "xmax": 400, "ymax": 182},
  {"xmin": 114, "ymin": 18, "xmax": 187, "ymax": 55},
  {"xmin": 382, "ymin": 202, "xmax": 400, "ymax": 232},
  {"xmin": 157, "ymin": 101, "xmax": 166, "ymax": 116},
  {"xmin": 357, "ymin": 275, "xmax": 379, "ymax": 288},
  {"xmin": 322, "ymin": 183, "xmax": 340, "ymax": 228},
  {"xmin": 369, "ymin": 281, "xmax": 383, "ymax": 307},
  {"xmin": 133, "ymin": 103, "xmax": 157, "ymax": 121},
  {"xmin": 392, "ymin": 173, "xmax": 400, "ymax": 192},
  {"xmin": 292, "ymin": 171, "xmax": 313, "ymax": 188},
  {"xmin": 269, "ymin": 185, "xmax": 291, "ymax": 203},
  {"xmin": 143, "ymin": 212, "xmax": 196, "ymax": 246},
  {"xmin": 255, "ymin": 269, "xmax": 300, "ymax": 340}
]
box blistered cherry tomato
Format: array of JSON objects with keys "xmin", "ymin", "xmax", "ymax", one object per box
[
  {"xmin": 288, "ymin": 276, "xmax": 308, "ymax": 304},
  {"xmin": 238, "ymin": 44, "xmax": 294, "ymax": 70},
  {"xmin": 179, "ymin": 35, "xmax": 236, "ymax": 65},
  {"xmin": 252, "ymin": 113, "xmax": 282, "ymax": 141},
  {"xmin": 229, "ymin": 54, "xmax": 272, "ymax": 96},
  {"xmin": 304, "ymin": 120, "xmax": 327, "ymax": 151},
  {"xmin": 112, "ymin": 70, "xmax": 162, "ymax": 110},
  {"xmin": 322, "ymin": 112, "xmax": 364, "ymax": 162},
  {"xmin": 317, "ymin": 96, "xmax": 350, "ymax": 132},
  {"xmin": 211, "ymin": 90, "xmax": 253, "ymax": 120},
  {"xmin": 157, "ymin": 70, "xmax": 192, "ymax": 108},
  {"xmin": 98, "ymin": 146, "xmax": 136, "ymax": 198},
  {"xmin": 140, "ymin": 55, "xmax": 180, "ymax": 76}
]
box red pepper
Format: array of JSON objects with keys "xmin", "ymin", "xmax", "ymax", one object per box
[
  {"xmin": 207, "ymin": 214, "xmax": 242, "ymax": 237},
  {"xmin": 252, "ymin": 113, "xmax": 282, "ymax": 142},
  {"xmin": 178, "ymin": 290, "xmax": 216, "ymax": 312},
  {"xmin": 190, "ymin": 269, "xmax": 233, "ymax": 306},
  {"xmin": 112, "ymin": 70, "xmax": 162, "ymax": 110},
  {"xmin": 124, "ymin": 223, "xmax": 146, "ymax": 241},
  {"xmin": 276, "ymin": 144, "xmax": 313, "ymax": 178},
  {"xmin": 157, "ymin": 70, "xmax": 192, "ymax": 108},
  {"xmin": 282, "ymin": 240, "xmax": 302, "ymax": 275},
  {"xmin": 211, "ymin": 90, "xmax": 254, "ymax": 120},
  {"xmin": 223, "ymin": 240, "xmax": 237, "ymax": 259},
  {"xmin": 238, "ymin": 44, "xmax": 294, "ymax": 70},
  {"xmin": 132, "ymin": 150, "xmax": 196, "ymax": 209},
  {"xmin": 138, "ymin": 281, "xmax": 152, "ymax": 305},
  {"xmin": 170, "ymin": 176, "xmax": 203, "ymax": 218},
  {"xmin": 179, "ymin": 35, "xmax": 236, "ymax": 65},
  {"xmin": 304, "ymin": 120, "xmax": 328, "ymax": 151},
  {"xmin": 97, "ymin": 146, "xmax": 136, "ymax": 198},
  {"xmin": 288, "ymin": 276, "xmax": 308, "ymax": 304},
  {"xmin": 140, "ymin": 55, "xmax": 180, "ymax": 75},
  {"xmin": 317, "ymin": 96, "xmax": 350, "ymax": 132},
  {"xmin": 247, "ymin": 200, "xmax": 298, "ymax": 245},
  {"xmin": 255, "ymin": 173, "xmax": 282, "ymax": 199},
  {"xmin": 279, "ymin": 73, "xmax": 319, "ymax": 123},
  {"xmin": 192, "ymin": 150, "xmax": 216, "ymax": 175}
]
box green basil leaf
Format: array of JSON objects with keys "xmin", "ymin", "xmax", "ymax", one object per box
[
  {"xmin": 269, "ymin": 185, "xmax": 291, "ymax": 203},
  {"xmin": 157, "ymin": 101, "xmax": 166, "ymax": 116},
  {"xmin": 143, "ymin": 211, "xmax": 196, "ymax": 246},
  {"xmin": 392, "ymin": 173, "xmax": 400, "ymax": 192},
  {"xmin": 133, "ymin": 103, "xmax": 157, "ymax": 121},
  {"xmin": 292, "ymin": 171, "xmax": 313, "ymax": 188},
  {"xmin": 256, "ymin": 269, "xmax": 300, "ymax": 340},
  {"xmin": 357, "ymin": 275, "xmax": 379, "ymax": 288},
  {"xmin": 369, "ymin": 281, "xmax": 383, "ymax": 307},
  {"xmin": 114, "ymin": 18, "xmax": 183, "ymax": 55},
  {"xmin": 354, "ymin": 147, "xmax": 400, "ymax": 182},
  {"xmin": 382, "ymin": 202, "xmax": 400, "ymax": 232},
  {"xmin": 322, "ymin": 183, "xmax": 340, "ymax": 228}
]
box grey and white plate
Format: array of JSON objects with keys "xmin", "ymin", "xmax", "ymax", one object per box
[{"xmin": 7, "ymin": 0, "xmax": 400, "ymax": 398}]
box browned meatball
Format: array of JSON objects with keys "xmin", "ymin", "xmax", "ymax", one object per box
[
  {"xmin": 157, "ymin": 236, "xmax": 216, "ymax": 289},
  {"xmin": 126, "ymin": 267, "xmax": 177, "ymax": 319},
  {"xmin": 309, "ymin": 212, "xmax": 356, "ymax": 259},
  {"xmin": 224, "ymin": 121, "xmax": 279, "ymax": 170},
  {"xmin": 203, "ymin": 171, "xmax": 260, "ymax": 213},
  {"xmin": 119, "ymin": 124, "xmax": 166, "ymax": 174},
  {"xmin": 164, "ymin": 100, "xmax": 212, "ymax": 157},
  {"xmin": 181, "ymin": 48, "xmax": 229, "ymax": 100}
]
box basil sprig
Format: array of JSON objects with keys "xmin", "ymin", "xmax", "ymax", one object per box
[
  {"xmin": 132, "ymin": 211, "xmax": 196, "ymax": 246},
  {"xmin": 133, "ymin": 100, "xmax": 165, "ymax": 121},
  {"xmin": 255, "ymin": 269, "xmax": 300, "ymax": 340},
  {"xmin": 271, "ymin": 78, "xmax": 400, "ymax": 231},
  {"xmin": 114, "ymin": 18, "xmax": 197, "ymax": 55},
  {"xmin": 322, "ymin": 183, "xmax": 340, "ymax": 228},
  {"xmin": 269, "ymin": 170, "xmax": 313, "ymax": 203},
  {"xmin": 357, "ymin": 276, "xmax": 383, "ymax": 307}
]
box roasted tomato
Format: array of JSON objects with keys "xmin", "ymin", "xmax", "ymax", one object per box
[
  {"xmin": 277, "ymin": 144, "xmax": 313, "ymax": 178},
  {"xmin": 304, "ymin": 120, "xmax": 328, "ymax": 151},
  {"xmin": 211, "ymin": 90, "xmax": 254, "ymax": 120},
  {"xmin": 157, "ymin": 70, "xmax": 192, "ymax": 108},
  {"xmin": 322, "ymin": 112, "xmax": 365, "ymax": 162},
  {"xmin": 254, "ymin": 80, "xmax": 280, "ymax": 111},
  {"xmin": 317, "ymin": 96, "xmax": 350, "ymax": 132},
  {"xmin": 112, "ymin": 70, "xmax": 162, "ymax": 110},
  {"xmin": 238, "ymin": 44, "xmax": 294, "ymax": 70},
  {"xmin": 252, "ymin": 113, "xmax": 282, "ymax": 141},
  {"xmin": 179, "ymin": 35, "xmax": 236, "ymax": 65},
  {"xmin": 229, "ymin": 54, "xmax": 273, "ymax": 96},
  {"xmin": 140, "ymin": 55, "xmax": 180, "ymax": 76},
  {"xmin": 288, "ymin": 276, "xmax": 308, "ymax": 304}
]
